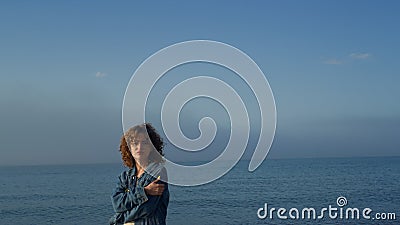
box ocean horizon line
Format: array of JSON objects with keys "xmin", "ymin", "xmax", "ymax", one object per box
[{"xmin": 1, "ymin": 154, "xmax": 399, "ymax": 168}]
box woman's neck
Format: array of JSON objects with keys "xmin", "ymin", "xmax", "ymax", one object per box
[{"xmin": 135, "ymin": 162, "xmax": 147, "ymax": 177}]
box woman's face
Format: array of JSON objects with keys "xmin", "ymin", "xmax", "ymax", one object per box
[{"xmin": 129, "ymin": 133, "xmax": 153, "ymax": 163}]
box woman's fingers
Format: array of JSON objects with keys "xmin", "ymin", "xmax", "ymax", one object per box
[
  {"xmin": 144, "ymin": 177, "xmax": 165, "ymax": 195},
  {"xmin": 153, "ymin": 176, "xmax": 161, "ymax": 183},
  {"xmin": 153, "ymin": 183, "xmax": 165, "ymax": 193}
]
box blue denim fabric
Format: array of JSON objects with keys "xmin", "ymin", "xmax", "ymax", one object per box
[{"xmin": 109, "ymin": 163, "xmax": 169, "ymax": 225}]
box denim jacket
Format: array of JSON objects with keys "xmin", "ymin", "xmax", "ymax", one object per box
[{"xmin": 109, "ymin": 163, "xmax": 169, "ymax": 225}]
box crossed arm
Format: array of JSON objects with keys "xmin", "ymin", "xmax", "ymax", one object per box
[{"xmin": 111, "ymin": 171, "xmax": 167, "ymax": 222}]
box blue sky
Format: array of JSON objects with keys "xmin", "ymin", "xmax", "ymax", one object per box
[{"xmin": 1, "ymin": 1, "xmax": 399, "ymax": 165}]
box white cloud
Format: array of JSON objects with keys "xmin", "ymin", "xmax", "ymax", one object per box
[
  {"xmin": 323, "ymin": 52, "xmax": 372, "ymax": 65},
  {"xmin": 95, "ymin": 72, "xmax": 107, "ymax": 78},
  {"xmin": 323, "ymin": 59, "xmax": 343, "ymax": 65},
  {"xmin": 349, "ymin": 53, "xmax": 371, "ymax": 59}
]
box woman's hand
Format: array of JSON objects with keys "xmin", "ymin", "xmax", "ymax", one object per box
[{"xmin": 144, "ymin": 176, "xmax": 165, "ymax": 196}]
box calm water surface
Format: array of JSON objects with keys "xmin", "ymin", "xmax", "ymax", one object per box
[{"xmin": 0, "ymin": 157, "xmax": 399, "ymax": 224}]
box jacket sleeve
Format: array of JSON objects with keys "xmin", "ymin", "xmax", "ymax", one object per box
[
  {"xmin": 123, "ymin": 169, "xmax": 169, "ymax": 222},
  {"xmin": 111, "ymin": 171, "xmax": 149, "ymax": 213},
  {"xmin": 123, "ymin": 186, "xmax": 168, "ymax": 221}
]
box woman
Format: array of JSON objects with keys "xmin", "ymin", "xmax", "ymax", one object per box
[{"xmin": 109, "ymin": 123, "xmax": 169, "ymax": 225}]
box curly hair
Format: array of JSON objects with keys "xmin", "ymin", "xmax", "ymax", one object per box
[{"xmin": 119, "ymin": 123, "xmax": 164, "ymax": 168}]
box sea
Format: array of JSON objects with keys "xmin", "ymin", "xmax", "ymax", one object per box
[{"xmin": 0, "ymin": 157, "xmax": 399, "ymax": 225}]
